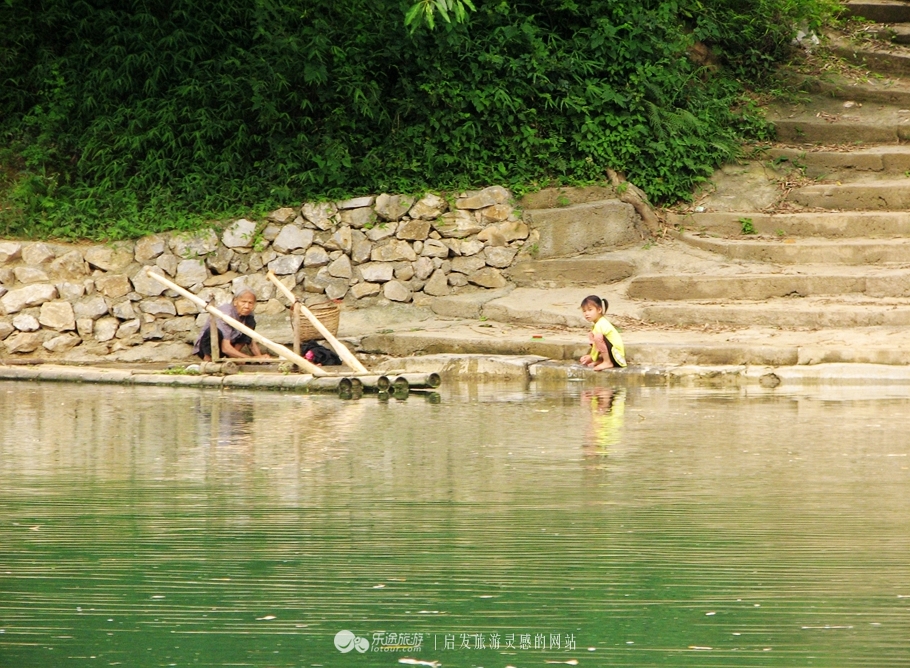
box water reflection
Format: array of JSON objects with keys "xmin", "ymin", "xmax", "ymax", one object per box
[
  {"xmin": 204, "ymin": 395, "xmax": 256, "ymax": 449},
  {"xmin": 0, "ymin": 382, "xmax": 909, "ymax": 667},
  {"xmin": 582, "ymin": 387, "xmax": 626, "ymax": 462}
]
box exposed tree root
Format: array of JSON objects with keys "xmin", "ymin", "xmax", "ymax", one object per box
[{"xmin": 606, "ymin": 168, "xmax": 662, "ymax": 237}]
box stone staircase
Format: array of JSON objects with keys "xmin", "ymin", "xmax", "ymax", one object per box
[
  {"xmin": 613, "ymin": 2, "xmax": 910, "ymax": 365},
  {"xmin": 364, "ymin": 3, "xmax": 910, "ymax": 369}
]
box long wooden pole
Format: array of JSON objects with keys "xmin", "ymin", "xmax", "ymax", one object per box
[
  {"xmin": 266, "ymin": 271, "xmax": 370, "ymax": 374},
  {"xmin": 209, "ymin": 316, "xmax": 220, "ymax": 362},
  {"xmin": 145, "ymin": 268, "xmax": 327, "ymax": 376}
]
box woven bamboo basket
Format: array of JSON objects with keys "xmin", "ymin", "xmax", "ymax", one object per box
[{"xmin": 294, "ymin": 301, "xmax": 340, "ymax": 342}]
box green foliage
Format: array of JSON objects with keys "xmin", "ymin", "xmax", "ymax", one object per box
[
  {"xmin": 690, "ymin": 0, "xmax": 841, "ymax": 81},
  {"xmin": 739, "ymin": 217, "xmax": 756, "ymax": 235},
  {"xmin": 405, "ymin": 0, "xmax": 476, "ymax": 33},
  {"xmin": 0, "ymin": 0, "xmax": 837, "ymax": 240},
  {"xmin": 160, "ymin": 366, "xmax": 200, "ymax": 376}
]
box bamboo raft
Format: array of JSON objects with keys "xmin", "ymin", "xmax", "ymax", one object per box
[
  {"xmin": 0, "ymin": 363, "xmax": 441, "ymax": 399},
  {"xmin": 140, "ymin": 268, "xmax": 443, "ymax": 398}
]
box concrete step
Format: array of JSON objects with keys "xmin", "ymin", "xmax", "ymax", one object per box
[
  {"xmin": 676, "ymin": 231, "xmax": 910, "ymax": 264},
  {"xmin": 358, "ymin": 328, "xmax": 804, "ymax": 366},
  {"xmin": 518, "ymin": 185, "xmax": 618, "ymax": 209},
  {"xmin": 359, "ymin": 326, "xmax": 587, "ymax": 360},
  {"xmin": 788, "ymin": 178, "xmax": 910, "ymax": 209},
  {"xmin": 768, "ymin": 96, "xmax": 910, "ymax": 143},
  {"xmin": 345, "ymin": 292, "xmax": 910, "ymax": 367},
  {"xmin": 863, "ymin": 24, "xmax": 910, "ymax": 45},
  {"xmin": 797, "ymin": 72, "xmax": 910, "ymax": 106},
  {"xmin": 478, "ymin": 286, "xmax": 589, "ymax": 328},
  {"xmin": 831, "ymin": 35, "xmax": 910, "ymax": 75},
  {"xmin": 355, "ymin": 319, "xmax": 910, "ymax": 367},
  {"xmin": 522, "ymin": 200, "xmax": 640, "ymax": 258},
  {"xmin": 640, "ymin": 300, "xmax": 910, "ymax": 329},
  {"xmin": 506, "ymin": 257, "xmax": 634, "ymax": 287},
  {"xmin": 767, "ymin": 145, "xmax": 910, "ymax": 178},
  {"xmin": 772, "ymin": 115, "xmax": 907, "ymax": 144},
  {"xmin": 668, "ymin": 211, "xmax": 910, "ymax": 238},
  {"xmin": 631, "ymin": 343, "xmax": 910, "ymax": 367},
  {"xmin": 843, "ymin": 0, "xmax": 910, "ymax": 23},
  {"xmin": 628, "ymin": 271, "xmax": 910, "ymax": 300}
]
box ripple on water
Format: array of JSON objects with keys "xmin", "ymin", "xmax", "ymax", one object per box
[{"xmin": 0, "ymin": 383, "xmax": 908, "ymax": 666}]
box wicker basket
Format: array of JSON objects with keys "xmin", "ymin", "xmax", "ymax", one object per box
[{"xmin": 294, "ymin": 301, "xmax": 340, "ymax": 342}]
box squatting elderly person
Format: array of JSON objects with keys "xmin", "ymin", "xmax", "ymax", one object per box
[{"xmin": 192, "ymin": 289, "xmax": 271, "ymax": 361}]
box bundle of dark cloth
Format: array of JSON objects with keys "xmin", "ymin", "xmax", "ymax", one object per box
[{"xmin": 302, "ymin": 340, "xmax": 342, "ymax": 366}]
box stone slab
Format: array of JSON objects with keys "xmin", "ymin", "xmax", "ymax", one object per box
[
  {"xmin": 641, "ymin": 302, "xmax": 910, "ymax": 329},
  {"xmin": 84, "ymin": 244, "xmax": 134, "ymax": 272},
  {"xmin": 0, "ymin": 283, "xmax": 58, "ymax": 315},
  {"xmin": 372, "ymin": 354, "xmax": 547, "ymax": 380},
  {"xmin": 518, "ymin": 186, "xmax": 618, "ymax": 210},
  {"xmin": 669, "ymin": 210, "xmax": 910, "ymax": 238},
  {"xmin": 697, "ymin": 161, "xmax": 782, "ymax": 212},
  {"xmin": 789, "ymin": 179, "xmax": 910, "ymax": 210},
  {"xmin": 480, "ymin": 287, "xmax": 596, "ymax": 327},
  {"xmin": 628, "ymin": 274, "xmax": 886, "ymax": 301},
  {"xmin": 796, "ymin": 346, "xmax": 910, "ymax": 366},
  {"xmin": 507, "ymin": 257, "xmax": 635, "ymax": 286},
  {"xmin": 767, "ymin": 93, "xmax": 910, "ymax": 144},
  {"xmin": 355, "ymin": 327, "xmax": 801, "ymax": 366},
  {"xmin": 430, "ymin": 287, "xmax": 515, "ymax": 319},
  {"xmin": 107, "ymin": 341, "xmax": 194, "ymax": 363},
  {"xmin": 843, "ymin": 0, "xmax": 910, "ymax": 23},
  {"xmin": 524, "ymin": 200, "xmax": 639, "ymax": 257},
  {"xmin": 767, "ymin": 145, "xmax": 910, "ymax": 177},
  {"xmin": 676, "ymin": 232, "xmax": 910, "ymax": 265},
  {"xmin": 831, "ymin": 40, "xmax": 910, "ymax": 76},
  {"xmin": 359, "ymin": 329, "xmax": 584, "ymax": 360},
  {"xmin": 751, "ymin": 362, "xmax": 910, "ymax": 384}
]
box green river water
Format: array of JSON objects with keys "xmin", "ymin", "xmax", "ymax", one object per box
[{"xmin": 0, "ymin": 380, "xmax": 908, "ymax": 668}]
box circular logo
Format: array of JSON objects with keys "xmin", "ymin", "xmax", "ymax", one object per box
[{"xmin": 335, "ymin": 630, "xmax": 369, "ymax": 653}]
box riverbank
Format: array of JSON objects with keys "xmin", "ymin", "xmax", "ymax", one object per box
[
  {"xmin": 3, "ymin": 228, "xmax": 910, "ymax": 383},
  {"xmin": 5, "ymin": 354, "xmax": 910, "ymax": 392}
]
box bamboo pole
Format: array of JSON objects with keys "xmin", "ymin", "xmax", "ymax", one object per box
[
  {"xmin": 199, "ymin": 361, "xmax": 238, "ymax": 375},
  {"xmin": 145, "ymin": 268, "xmax": 327, "ymax": 376},
  {"xmin": 209, "ymin": 316, "xmax": 220, "ymax": 362},
  {"xmin": 266, "ymin": 270, "xmax": 370, "ymax": 374},
  {"xmin": 341, "ymin": 374, "xmax": 391, "ymax": 391}
]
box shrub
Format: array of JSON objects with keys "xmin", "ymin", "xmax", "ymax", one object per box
[{"xmin": 0, "ymin": 0, "xmax": 837, "ymax": 239}]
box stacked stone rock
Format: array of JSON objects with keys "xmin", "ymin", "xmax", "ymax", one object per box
[{"xmin": 0, "ymin": 186, "xmax": 530, "ymax": 355}]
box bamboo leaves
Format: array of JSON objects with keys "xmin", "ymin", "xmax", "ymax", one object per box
[
  {"xmin": 0, "ymin": 0, "xmax": 835, "ymax": 239},
  {"xmin": 405, "ymin": 0, "xmax": 476, "ymax": 33}
]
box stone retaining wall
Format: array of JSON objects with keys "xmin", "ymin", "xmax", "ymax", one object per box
[{"xmin": 0, "ymin": 186, "xmax": 536, "ymax": 356}]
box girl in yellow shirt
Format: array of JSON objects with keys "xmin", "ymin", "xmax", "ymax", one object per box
[{"xmin": 579, "ymin": 295, "xmax": 626, "ymax": 370}]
